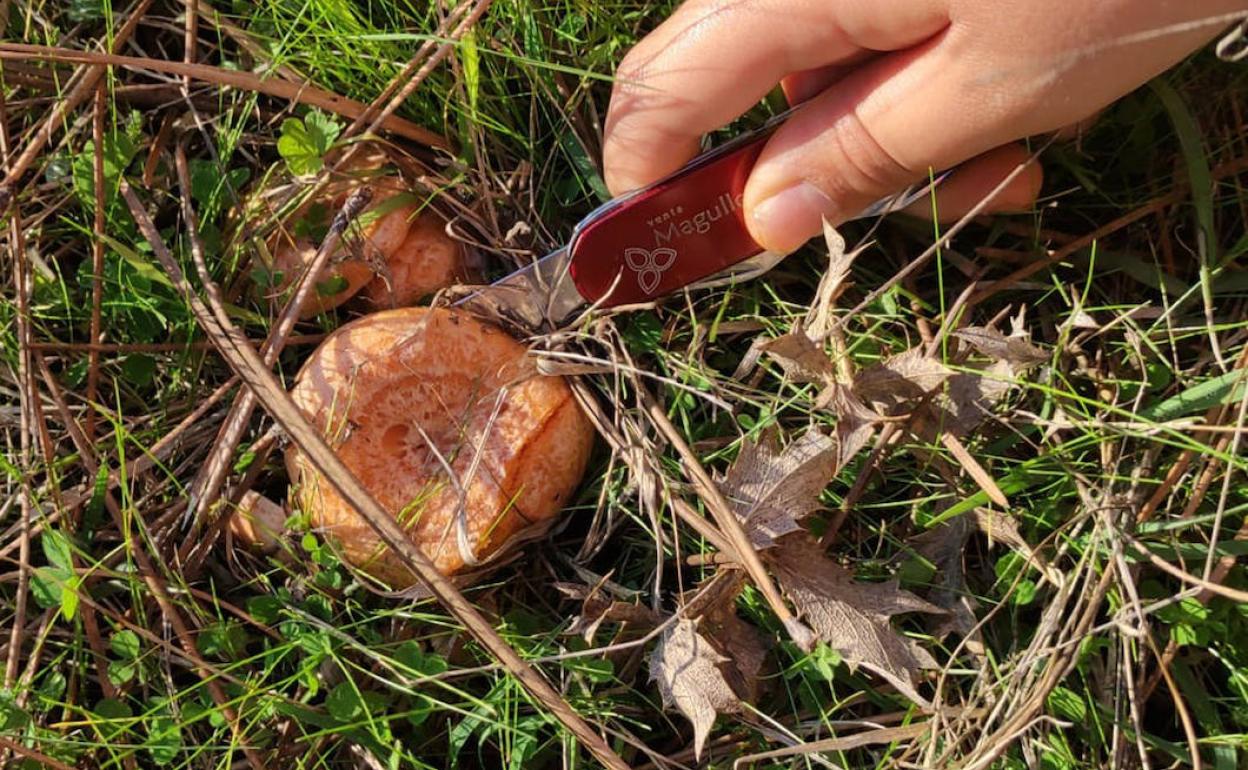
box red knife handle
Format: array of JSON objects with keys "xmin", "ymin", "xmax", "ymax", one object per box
[{"xmin": 566, "ymin": 128, "xmax": 772, "ymax": 307}]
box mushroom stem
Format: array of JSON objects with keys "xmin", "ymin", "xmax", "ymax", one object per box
[{"xmin": 227, "ymin": 491, "xmax": 286, "ymax": 554}]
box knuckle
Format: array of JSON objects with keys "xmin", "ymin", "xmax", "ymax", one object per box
[{"xmin": 813, "ymin": 110, "xmax": 916, "ymax": 199}]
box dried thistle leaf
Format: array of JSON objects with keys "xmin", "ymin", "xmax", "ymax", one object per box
[
  {"xmin": 760, "ymin": 327, "xmax": 838, "ymax": 384},
  {"xmin": 723, "ymin": 428, "xmax": 839, "ymax": 549},
  {"xmin": 768, "ymin": 537, "xmax": 943, "ymax": 705},
  {"xmin": 954, "ymin": 326, "xmax": 1047, "ymax": 368},
  {"xmin": 650, "ymin": 619, "xmax": 742, "ymax": 759},
  {"xmin": 822, "ymin": 220, "xmax": 850, "ymax": 291},
  {"xmin": 695, "ymin": 572, "xmax": 770, "ymax": 703},
  {"xmin": 933, "ymin": 359, "xmax": 1017, "ymax": 436},
  {"xmin": 1067, "ymin": 310, "xmax": 1100, "ymax": 331},
  {"xmin": 560, "ymin": 583, "xmax": 664, "ymax": 643},
  {"xmin": 853, "ymin": 348, "xmax": 954, "ymax": 414},
  {"xmin": 804, "ymin": 222, "xmax": 858, "ymax": 340},
  {"xmin": 821, "ymin": 384, "xmax": 880, "ymax": 470},
  {"xmin": 910, "ymin": 516, "xmax": 981, "ymax": 646}
]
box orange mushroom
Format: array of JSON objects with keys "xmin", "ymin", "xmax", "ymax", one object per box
[
  {"xmin": 227, "ymin": 491, "xmax": 287, "ymax": 554},
  {"xmin": 249, "ymin": 141, "xmax": 473, "ymax": 317},
  {"xmin": 285, "ymin": 307, "xmax": 595, "ymax": 586},
  {"xmin": 360, "ymin": 210, "xmax": 472, "ymax": 309},
  {"xmin": 267, "ymin": 177, "xmax": 420, "ymax": 317}
]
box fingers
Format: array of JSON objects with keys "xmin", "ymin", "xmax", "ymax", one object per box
[
  {"xmin": 743, "ymin": 30, "xmax": 1026, "ymax": 253},
  {"xmin": 779, "ymin": 53, "xmax": 873, "ymax": 105},
  {"xmin": 602, "ymin": 0, "xmax": 949, "ymax": 195},
  {"xmin": 901, "ymin": 143, "xmax": 1044, "ymax": 222},
  {"xmin": 781, "ymin": 65, "xmax": 850, "ymax": 106}
]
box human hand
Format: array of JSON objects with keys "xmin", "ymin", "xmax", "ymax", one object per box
[{"xmin": 603, "ymin": 0, "xmax": 1246, "ymax": 254}]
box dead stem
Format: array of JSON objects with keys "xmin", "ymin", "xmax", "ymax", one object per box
[
  {"xmin": 643, "ymin": 387, "xmax": 816, "ymax": 650},
  {"xmin": 179, "ymin": 139, "xmax": 371, "ymax": 541},
  {"xmin": 35, "ymin": 328, "xmax": 271, "ymax": 770},
  {"xmin": 85, "ymin": 81, "xmax": 105, "ymax": 442},
  {"xmin": 1, "ymin": 87, "xmax": 33, "ymax": 693},
  {"xmin": 0, "ymin": 44, "xmax": 447, "ymax": 150}
]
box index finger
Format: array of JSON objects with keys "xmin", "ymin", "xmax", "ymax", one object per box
[{"xmin": 602, "ymin": 0, "xmax": 948, "ymax": 195}]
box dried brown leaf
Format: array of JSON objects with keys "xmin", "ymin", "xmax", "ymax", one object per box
[
  {"xmin": 970, "ymin": 507, "xmax": 1026, "ymax": 551},
  {"xmin": 723, "ymin": 428, "xmax": 839, "ymax": 549},
  {"xmin": 932, "ymin": 359, "xmax": 1017, "ymax": 436},
  {"xmin": 1068, "ymin": 310, "xmax": 1099, "ymax": 331},
  {"xmin": 768, "ymin": 537, "xmax": 942, "ymax": 704},
  {"xmin": 954, "ymin": 326, "xmax": 1047, "ymax": 368},
  {"xmin": 910, "ymin": 516, "xmax": 981, "ymax": 646},
  {"xmin": 821, "ymin": 383, "xmax": 880, "ymax": 470},
  {"xmin": 853, "ymin": 348, "xmax": 953, "ymax": 414},
  {"xmin": 559, "ymin": 583, "xmax": 664, "ymax": 643},
  {"xmin": 650, "ymin": 618, "xmax": 742, "ymax": 759},
  {"xmin": 694, "ymin": 572, "xmax": 770, "ymax": 703},
  {"xmin": 821, "ymin": 220, "xmax": 851, "ymax": 297},
  {"xmin": 760, "ymin": 327, "xmax": 838, "ymax": 384},
  {"xmin": 972, "ymin": 508, "xmax": 1061, "ymax": 587},
  {"xmin": 804, "ymin": 222, "xmax": 858, "ymax": 340}
]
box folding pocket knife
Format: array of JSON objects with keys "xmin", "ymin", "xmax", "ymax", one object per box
[{"xmin": 459, "ymin": 115, "xmax": 941, "ymax": 328}]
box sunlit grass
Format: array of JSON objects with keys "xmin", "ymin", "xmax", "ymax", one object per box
[{"xmin": 2, "ymin": 0, "xmax": 1247, "ymax": 768}]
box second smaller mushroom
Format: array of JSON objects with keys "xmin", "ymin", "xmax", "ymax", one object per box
[
  {"xmin": 361, "ymin": 210, "xmax": 469, "ymax": 309},
  {"xmin": 253, "ymin": 150, "xmax": 473, "ymax": 318}
]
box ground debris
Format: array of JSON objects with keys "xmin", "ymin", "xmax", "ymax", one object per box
[
  {"xmin": 557, "ymin": 582, "xmax": 663, "ymax": 643},
  {"xmin": 954, "ymin": 325, "xmax": 1048, "ymax": 369},
  {"xmin": 722, "ymin": 428, "xmax": 839, "ymax": 549},
  {"xmin": 694, "ymin": 572, "xmax": 770, "ymax": 702},
  {"xmin": 972, "ymin": 507, "xmax": 1062, "ymax": 587},
  {"xmin": 909, "ymin": 515, "xmax": 982, "ymax": 648},
  {"xmin": 759, "ymin": 326, "xmax": 840, "ymax": 385},
  {"xmin": 650, "ymin": 619, "xmax": 743, "ymax": 759},
  {"xmin": 821, "ymin": 383, "xmax": 881, "ymax": 469},
  {"xmin": 767, "ymin": 536, "xmax": 943, "ymax": 705},
  {"xmin": 853, "ymin": 347, "xmax": 954, "ymax": 414},
  {"xmin": 932, "ymin": 359, "xmax": 1019, "ymax": 437},
  {"xmin": 804, "ymin": 221, "xmax": 862, "ymax": 339},
  {"xmin": 646, "ymin": 572, "xmax": 770, "ymax": 759}
]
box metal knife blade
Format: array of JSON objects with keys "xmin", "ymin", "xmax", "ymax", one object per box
[
  {"xmin": 457, "ymin": 124, "xmax": 945, "ymax": 329},
  {"xmin": 454, "ymin": 247, "xmax": 582, "ymax": 330}
]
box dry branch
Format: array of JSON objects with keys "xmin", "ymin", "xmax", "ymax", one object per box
[
  {"xmin": 0, "ymin": 0, "xmax": 155, "ymax": 206},
  {"xmin": 0, "ymin": 44, "xmax": 448, "ymax": 151}
]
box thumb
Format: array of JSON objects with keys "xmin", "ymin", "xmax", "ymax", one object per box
[{"xmin": 744, "ymin": 37, "xmax": 1019, "ymax": 254}]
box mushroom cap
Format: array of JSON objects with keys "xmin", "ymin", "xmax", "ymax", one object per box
[
  {"xmin": 360, "ymin": 210, "xmax": 468, "ymax": 309},
  {"xmin": 286, "ymin": 307, "xmax": 595, "ymax": 585},
  {"xmin": 267, "ymin": 176, "xmax": 419, "ymax": 318},
  {"xmin": 269, "ymin": 236, "xmax": 376, "ymax": 317}
]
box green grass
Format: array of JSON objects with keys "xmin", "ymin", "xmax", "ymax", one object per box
[{"xmin": 3, "ymin": 1, "xmax": 1248, "ymax": 769}]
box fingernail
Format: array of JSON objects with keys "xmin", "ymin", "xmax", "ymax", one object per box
[{"xmin": 751, "ymin": 182, "xmax": 837, "ymax": 254}]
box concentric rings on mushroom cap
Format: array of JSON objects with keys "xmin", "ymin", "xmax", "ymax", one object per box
[{"xmin": 286, "ymin": 307, "xmax": 596, "ymax": 586}]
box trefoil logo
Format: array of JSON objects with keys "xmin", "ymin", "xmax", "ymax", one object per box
[{"xmin": 624, "ymin": 247, "xmax": 677, "ymax": 294}]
